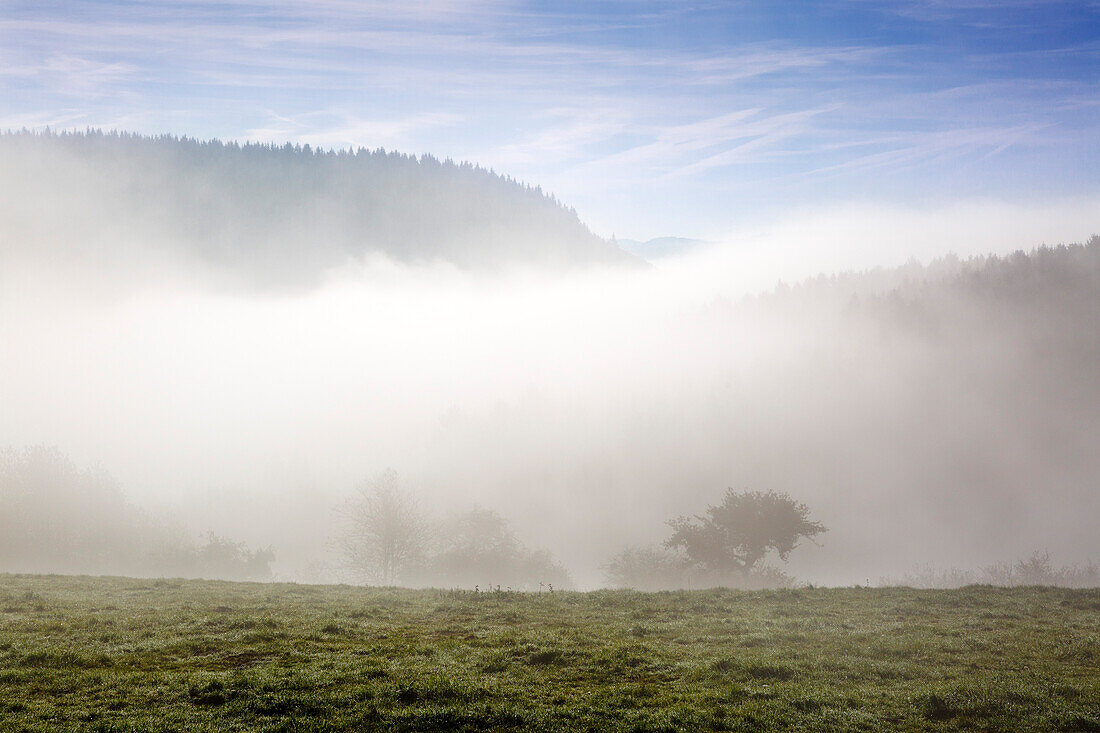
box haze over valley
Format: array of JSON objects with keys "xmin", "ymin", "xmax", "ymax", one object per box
[{"xmin": 2, "ymin": 131, "xmax": 1097, "ymax": 589}]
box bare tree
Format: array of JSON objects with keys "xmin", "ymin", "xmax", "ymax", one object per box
[{"xmin": 336, "ymin": 469, "xmax": 426, "ymax": 586}]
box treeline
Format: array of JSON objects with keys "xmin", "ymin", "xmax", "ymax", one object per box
[
  {"xmin": 752, "ymin": 235, "xmax": 1100, "ymax": 320},
  {"xmin": 2, "ymin": 446, "xmax": 1096, "ymax": 589},
  {"xmin": 848, "ymin": 236, "xmax": 1100, "ymax": 337},
  {"xmin": 0, "ymin": 129, "xmax": 634, "ymax": 287},
  {"xmin": 0, "ymin": 449, "xmax": 572, "ymax": 588},
  {"xmin": 0, "ymin": 447, "xmax": 272, "ymax": 580}
]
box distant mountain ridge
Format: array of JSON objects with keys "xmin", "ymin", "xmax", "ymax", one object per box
[
  {"xmin": 0, "ymin": 130, "xmax": 636, "ymax": 287},
  {"xmin": 616, "ymin": 236, "xmax": 708, "ymax": 260}
]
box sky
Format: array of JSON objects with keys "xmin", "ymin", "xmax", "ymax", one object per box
[{"xmin": 2, "ymin": 0, "xmax": 1098, "ymax": 239}]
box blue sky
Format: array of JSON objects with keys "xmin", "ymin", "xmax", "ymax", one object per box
[{"xmin": 2, "ymin": 0, "xmax": 1098, "ymax": 238}]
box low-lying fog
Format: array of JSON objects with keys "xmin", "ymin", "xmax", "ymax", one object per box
[{"xmin": 2, "ymin": 192, "xmax": 1099, "ymax": 588}]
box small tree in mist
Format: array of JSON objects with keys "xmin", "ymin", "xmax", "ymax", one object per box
[
  {"xmin": 337, "ymin": 469, "xmax": 427, "ymax": 585},
  {"xmin": 666, "ymin": 489, "xmax": 825, "ymax": 578},
  {"xmin": 423, "ymin": 507, "xmax": 571, "ymax": 589}
]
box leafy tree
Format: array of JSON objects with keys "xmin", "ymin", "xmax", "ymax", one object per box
[
  {"xmin": 336, "ymin": 469, "xmax": 427, "ymax": 585},
  {"xmin": 665, "ymin": 490, "xmax": 825, "ymax": 576}
]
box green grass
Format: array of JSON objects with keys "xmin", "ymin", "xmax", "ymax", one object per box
[{"xmin": 0, "ymin": 575, "xmax": 1097, "ymax": 731}]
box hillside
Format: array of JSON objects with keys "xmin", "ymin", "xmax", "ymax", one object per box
[{"xmin": 0, "ymin": 130, "xmax": 635, "ymax": 287}]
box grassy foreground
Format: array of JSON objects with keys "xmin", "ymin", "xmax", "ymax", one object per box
[{"xmin": 0, "ymin": 575, "xmax": 1097, "ymax": 732}]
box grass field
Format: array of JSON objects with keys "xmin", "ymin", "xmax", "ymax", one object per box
[{"xmin": 0, "ymin": 575, "xmax": 1097, "ymax": 731}]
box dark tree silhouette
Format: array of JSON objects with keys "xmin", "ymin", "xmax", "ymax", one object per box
[{"xmin": 665, "ymin": 490, "xmax": 826, "ymax": 576}]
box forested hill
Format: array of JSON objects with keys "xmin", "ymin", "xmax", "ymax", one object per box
[
  {"xmin": 0, "ymin": 130, "xmax": 635, "ymax": 286},
  {"xmin": 750, "ymin": 236, "xmax": 1100, "ymax": 409}
]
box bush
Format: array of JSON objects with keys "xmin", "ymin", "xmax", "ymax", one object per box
[
  {"xmin": 883, "ymin": 551, "xmax": 1099, "ymax": 589},
  {"xmin": 602, "ymin": 545, "xmax": 794, "ymax": 590},
  {"xmin": 193, "ymin": 534, "xmax": 274, "ymax": 581},
  {"xmin": 417, "ymin": 507, "xmax": 571, "ymax": 590},
  {"xmin": 982, "ymin": 551, "xmax": 1099, "ymax": 588},
  {"xmin": 602, "ymin": 546, "xmax": 689, "ymax": 590}
]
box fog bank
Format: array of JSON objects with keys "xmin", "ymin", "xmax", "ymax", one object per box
[{"xmin": 2, "ymin": 187, "xmax": 1099, "ymax": 586}]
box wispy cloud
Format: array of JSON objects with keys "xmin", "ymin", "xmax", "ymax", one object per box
[
  {"xmin": 883, "ymin": 0, "xmax": 1078, "ymax": 24},
  {"xmin": 0, "ymin": 110, "xmax": 91, "ymax": 131},
  {"xmin": 794, "ymin": 123, "xmax": 1049, "ymax": 179},
  {"xmin": 0, "ymin": 52, "xmax": 136, "ymax": 96},
  {"xmin": 243, "ymin": 111, "xmax": 465, "ymax": 151},
  {"xmin": 677, "ymin": 45, "xmax": 880, "ymax": 84},
  {"xmin": 554, "ymin": 106, "xmax": 836, "ymax": 183},
  {"xmin": 491, "ymin": 110, "xmax": 630, "ymax": 167}
]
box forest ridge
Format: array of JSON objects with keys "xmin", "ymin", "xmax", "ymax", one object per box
[{"xmin": 0, "ymin": 130, "xmax": 635, "ymax": 287}]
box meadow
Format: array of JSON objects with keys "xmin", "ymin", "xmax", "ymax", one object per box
[{"xmin": 0, "ymin": 574, "xmax": 1097, "ymax": 732}]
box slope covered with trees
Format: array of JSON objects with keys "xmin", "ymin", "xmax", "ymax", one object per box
[{"xmin": 0, "ymin": 130, "xmax": 634, "ymax": 287}]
